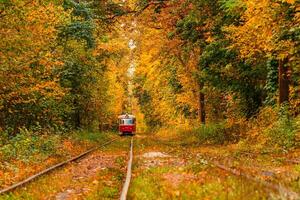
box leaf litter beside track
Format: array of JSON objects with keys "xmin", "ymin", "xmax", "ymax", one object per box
[{"xmin": 0, "ymin": 131, "xmax": 114, "ymax": 190}]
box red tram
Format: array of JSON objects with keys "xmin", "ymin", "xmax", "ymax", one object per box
[{"xmin": 118, "ymin": 114, "xmax": 136, "ymax": 135}]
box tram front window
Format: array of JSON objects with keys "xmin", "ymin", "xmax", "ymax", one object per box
[{"xmin": 122, "ymin": 119, "xmax": 134, "ymax": 125}]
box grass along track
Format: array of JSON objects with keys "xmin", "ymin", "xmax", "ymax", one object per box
[{"xmin": 208, "ymin": 159, "xmax": 299, "ymax": 199}]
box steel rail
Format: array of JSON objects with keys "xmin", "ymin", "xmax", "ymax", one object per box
[
  {"xmin": 0, "ymin": 137, "xmax": 119, "ymax": 195},
  {"xmin": 120, "ymin": 137, "xmax": 133, "ymax": 200}
]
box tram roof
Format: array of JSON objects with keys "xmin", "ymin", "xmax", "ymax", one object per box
[{"xmin": 118, "ymin": 114, "xmax": 135, "ymax": 119}]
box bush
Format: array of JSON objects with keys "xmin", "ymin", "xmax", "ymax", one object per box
[
  {"xmin": 0, "ymin": 128, "xmax": 60, "ymax": 162},
  {"xmin": 265, "ymin": 116, "xmax": 299, "ymax": 149},
  {"xmin": 192, "ymin": 123, "xmax": 227, "ymax": 145},
  {"xmin": 0, "ymin": 130, "xmax": 9, "ymax": 146}
]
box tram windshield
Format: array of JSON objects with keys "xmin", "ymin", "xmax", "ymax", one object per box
[{"xmin": 121, "ymin": 118, "xmax": 134, "ymax": 125}]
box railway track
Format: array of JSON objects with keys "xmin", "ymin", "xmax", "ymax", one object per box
[
  {"xmin": 6, "ymin": 134, "xmax": 296, "ymax": 199},
  {"xmin": 120, "ymin": 137, "xmax": 134, "ymax": 200},
  {"xmin": 0, "ymin": 137, "xmax": 120, "ymax": 195}
]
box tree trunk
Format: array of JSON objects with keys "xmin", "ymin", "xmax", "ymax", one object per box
[
  {"xmin": 199, "ymin": 83, "xmax": 206, "ymax": 124},
  {"xmin": 74, "ymin": 99, "xmax": 81, "ymax": 129},
  {"xmin": 278, "ymin": 58, "xmax": 289, "ymax": 104}
]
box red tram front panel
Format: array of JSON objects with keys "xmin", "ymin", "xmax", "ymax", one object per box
[{"xmin": 119, "ymin": 124, "xmax": 136, "ymax": 133}]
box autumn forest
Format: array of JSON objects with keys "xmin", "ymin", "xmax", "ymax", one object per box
[{"xmin": 0, "ymin": 0, "xmax": 300, "ymax": 199}]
